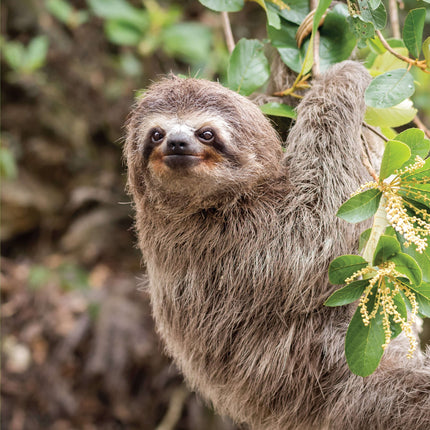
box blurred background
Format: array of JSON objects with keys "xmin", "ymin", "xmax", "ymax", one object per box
[{"xmin": 1, "ymin": 1, "xmax": 429, "ymax": 429}]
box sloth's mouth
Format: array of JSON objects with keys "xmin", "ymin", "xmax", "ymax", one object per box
[{"xmin": 163, "ymin": 154, "xmax": 203, "ymax": 169}]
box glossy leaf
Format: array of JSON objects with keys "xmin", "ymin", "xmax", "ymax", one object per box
[
  {"xmin": 402, "ymin": 8, "xmax": 426, "ymax": 58},
  {"xmin": 408, "ymin": 282, "xmax": 430, "ymax": 317},
  {"xmin": 395, "ymin": 128, "xmax": 430, "ymax": 169},
  {"xmin": 379, "ymin": 140, "xmax": 411, "ymax": 180},
  {"xmin": 259, "ymin": 102, "xmax": 297, "ymax": 118},
  {"xmin": 364, "ymin": 100, "xmax": 417, "ymax": 128},
  {"xmin": 372, "ymin": 235, "xmax": 401, "ymax": 266},
  {"xmin": 318, "ymin": 4, "xmax": 356, "ymax": 71},
  {"xmin": 396, "ymin": 231, "xmax": 430, "ymax": 283},
  {"xmin": 358, "ymin": 0, "xmax": 387, "ymax": 30},
  {"xmin": 389, "ymin": 292, "xmax": 407, "ymax": 338},
  {"xmin": 88, "ymin": 0, "xmax": 148, "ymax": 28},
  {"xmin": 365, "ymin": 69, "xmax": 415, "ymax": 109},
  {"xmin": 388, "ymin": 253, "xmax": 422, "ymax": 287},
  {"xmin": 345, "ymin": 289, "xmax": 385, "ymax": 377},
  {"xmin": 198, "ymin": 0, "xmax": 244, "ymax": 12},
  {"xmin": 266, "ymin": 0, "xmax": 310, "ymax": 26},
  {"xmin": 228, "ymin": 39, "xmax": 270, "ymax": 95},
  {"xmin": 336, "ymin": 189, "xmax": 382, "ymax": 223},
  {"xmin": 328, "ymin": 255, "xmax": 369, "ymax": 285},
  {"xmin": 268, "ymin": 20, "xmax": 306, "ymax": 73},
  {"xmin": 105, "ymin": 20, "xmax": 143, "ymax": 45},
  {"xmin": 325, "ymin": 280, "xmax": 369, "ymax": 307},
  {"xmin": 359, "ymin": 228, "xmax": 372, "ymax": 253},
  {"xmin": 399, "ymin": 157, "xmax": 430, "ymax": 182},
  {"xmin": 348, "ymin": 15, "xmax": 375, "ymax": 44},
  {"xmin": 163, "ymin": 23, "xmax": 212, "ymax": 64}
]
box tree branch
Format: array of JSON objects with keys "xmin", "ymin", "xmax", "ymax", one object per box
[
  {"xmin": 221, "ymin": 12, "xmax": 235, "ymax": 54},
  {"xmin": 388, "ymin": 0, "xmax": 400, "ymax": 39}
]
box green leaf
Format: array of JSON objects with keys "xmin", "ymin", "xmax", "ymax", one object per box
[
  {"xmin": 408, "ymin": 282, "xmax": 430, "ymax": 317},
  {"xmin": 22, "ymin": 36, "xmax": 49, "ymax": 72},
  {"xmin": 336, "ymin": 188, "xmax": 382, "ymax": 223},
  {"xmin": 259, "ymin": 102, "xmax": 297, "ymax": 118},
  {"xmin": 162, "ymin": 23, "xmax": 212, "ymax": 64},
  {"xmin": 368, "ymin": 0, "xmax": 381, "ymax": 8},
  {"xmin": 198, "ymin": 0, "xmax": 244, "ymax": 12},
  {"xmin": 359, "ymin": 228, "xmax": 372, "ymax": 253},
  {"xmin": 105, "ymin": 20, "xmax": 143, "ymax": 46},
  {"xmin": 370, "ymin": 48, "xmax": 409, "ymax": 74},
  {"xmin": 395, "ymin": 128, "xmax": 430, "ymax": 169},
  {"xmin": 318, "ymin": 4, "xmax": 357, "ymax": 71},
  {"xmin": 312, "ymin": 0, "xmax": 333, "ymax": 35},
  {"xmin": 345, "ymin": 289, "xmax": 385, "ymax": 377},
  {"xmin": 2, "ymin": 41, "xmax": 25, "ymax": 70},
  {"xmin": 389, "ymin": 291, "xmax": 406, "ymax": 338},
  {"xmin": 372, "ymin": 235, "xmax": 401, "ymax": 265},
  {"xmin": 348, "ymin": 15, "xmax": 375, "ymax": 43},
  {"xmin": 423, "ymin": 37, "xmax": 430, "ymax": 67},
  {"xmin": 399, "ymin": 157, "xmax": 430, "ymax": 182},
  {"xmin": 325, "ymin": 280, "xmax": 369, "ymax": 307},
  {"xmin": 268, "ymin": 20, "xmax": 306, "ymax": 73},
  {"xmin": 47, "ymin": 0, "xmax": 89, "ymax": 27},
  {"xmin": 402, "ymin": 8, "xmax": 426, "ymax": 59},
  {"xmin": 396, "ymin": 231, "xmax": 430, "ymax": 283},
  {"xmin": 365, "ymin": 69, "xmax": 415, "ymax": 109},
  {"xmin": 399, "ymin": 185, "xmax": 430, "ymax": 211},
  {"xmin": 364, "ymin": 100, "xmax": 417, "ymax": 128},
  {"xmin": 379, "ymin": 139, "xmax": 411, "ymax": 180},
  {"xmin": 357, "ymin": 0, "xmax": 387, "ymax": 30},
  {"xmin": 328, "ymin": 255, "xmax": 369, "ymax": 284},
  {"xmin": 265, "ymin": 6, "xmax": 281, "ymax": 29},
  {"xmin": 228, "ymin": 38, "xmax": 270, "ymax": 95},
  {"xmin": 266, "ymin": 0, "xmax": 310, "ymax": 26},
  {"xmin": 388, "ymin": 253, "xmax": 422, "ymax": 286},
  {"xmin": 88, "ymin": 0, "xmax": 148, "ymax": 29},
  {"xmin": 0, "ymin": 147, "xmax": 17, "ymax": 179}
]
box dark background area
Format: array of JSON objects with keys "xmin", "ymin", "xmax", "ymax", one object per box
[{"xmin": 1, "ymin": 1, "xmax": 429, "ymax": 429}]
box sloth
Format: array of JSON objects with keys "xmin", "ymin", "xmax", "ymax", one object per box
[{"xmin": 125, "ymin": 61, "xmax": 430, "ymax": 429}]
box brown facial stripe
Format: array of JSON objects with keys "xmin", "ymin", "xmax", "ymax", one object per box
[{"xmin": 148, "ymin": 147, "xmax": 224, "ymax": 171}]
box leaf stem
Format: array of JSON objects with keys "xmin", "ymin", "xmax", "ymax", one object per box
[
  {"xmin": 375, "ymin": 30, "xmax": 429, "ymax": 72},
  {"xmin": 362, "ymin": 195, "xmax": 389, "ymax": 264},
  {"xmin": 221, "ymin": 12, "xmax": 235, "ymax": 54}
]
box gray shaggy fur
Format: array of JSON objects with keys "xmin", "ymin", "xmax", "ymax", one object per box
[{"xmin": 125, "ymin": 61, "xmax": 430, "ymax": 429}]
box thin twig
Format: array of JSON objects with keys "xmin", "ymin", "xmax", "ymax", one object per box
[
  {"xmin": 310, "ymin": 0, "xmax": 320, "ymax": 77},
  {"xmin": 376, "ymin": 30, "xmax": 429, "ymax": 72},
  {"xmin": 155, "ymin": 387, "xmax": 189, "ymax": 430},
  {"xmin": 388, "ymin": 0, "xmax": 400, "ymax": 39},
  {"xmin": 221, "ymin": 12, "xmax": 235, "ymax": 54},
  {"xmin": 361, "ymin": 133, "xmax": 379, "ymax": 181},
  {"xmin": 413, "ymin": 116, "xmax": 430, "ymax": 139},
  {"xmin": 362, "ymin": 122, "xmax": 389, "ymax": 143}
]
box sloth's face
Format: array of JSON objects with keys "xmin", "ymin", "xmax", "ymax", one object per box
[
  {"xmin": 126, "ymin": 77, "xmax": 283, "ymax": 200},
  {"xmin": 140, "ymin": 112, "xmax": 239, "ymax": 179}
]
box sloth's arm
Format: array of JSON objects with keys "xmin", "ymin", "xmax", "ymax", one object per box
[{"xmin": 281, "ymin": 62, "xmax": 373, "ymax": 304}]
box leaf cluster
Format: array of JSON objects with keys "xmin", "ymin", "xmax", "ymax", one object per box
[{"xmin": 328, "ymin": 129, "xmax": 430, "ymax": 376}]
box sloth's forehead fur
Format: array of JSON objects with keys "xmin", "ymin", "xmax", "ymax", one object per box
[
  {"xmin": 137, "ymin": 76, "xmax": 251, "ymax": 130},
  {"xmin": 142, "ymin": 111, "xmax": 232, "ymax": 139}
]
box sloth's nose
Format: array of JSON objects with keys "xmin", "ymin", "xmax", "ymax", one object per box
[
  {"xmin": 167, "ymin": 139, "xmax": 189, "ymax": 153},
  {"xmin": 164, "ymin": 132, "xmax": 199, "ymax": 156}
]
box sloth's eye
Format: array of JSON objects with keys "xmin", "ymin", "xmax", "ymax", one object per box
[
  {"xmin": 198, "ymin": 129, "xmax": 214, "ymax": 142},
  {"xmin": 151, "ymin": 130, "xmax": 164, "ymax": 143}
]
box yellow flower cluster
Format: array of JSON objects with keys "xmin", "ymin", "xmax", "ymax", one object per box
[
  {"xmin": 350, "ymin": 156, "xmax": 430, "ymax": 253},
  {"xmin": 385, "ymin": 192, "xmax": 429, "ymax": 253},
  {"xmin": 350, "ymin": 181, "xmax": 379, "ymax": 197},
  {"xmin": 347, "ymin": 262, "xmax": 419, "ymax": 358}
]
